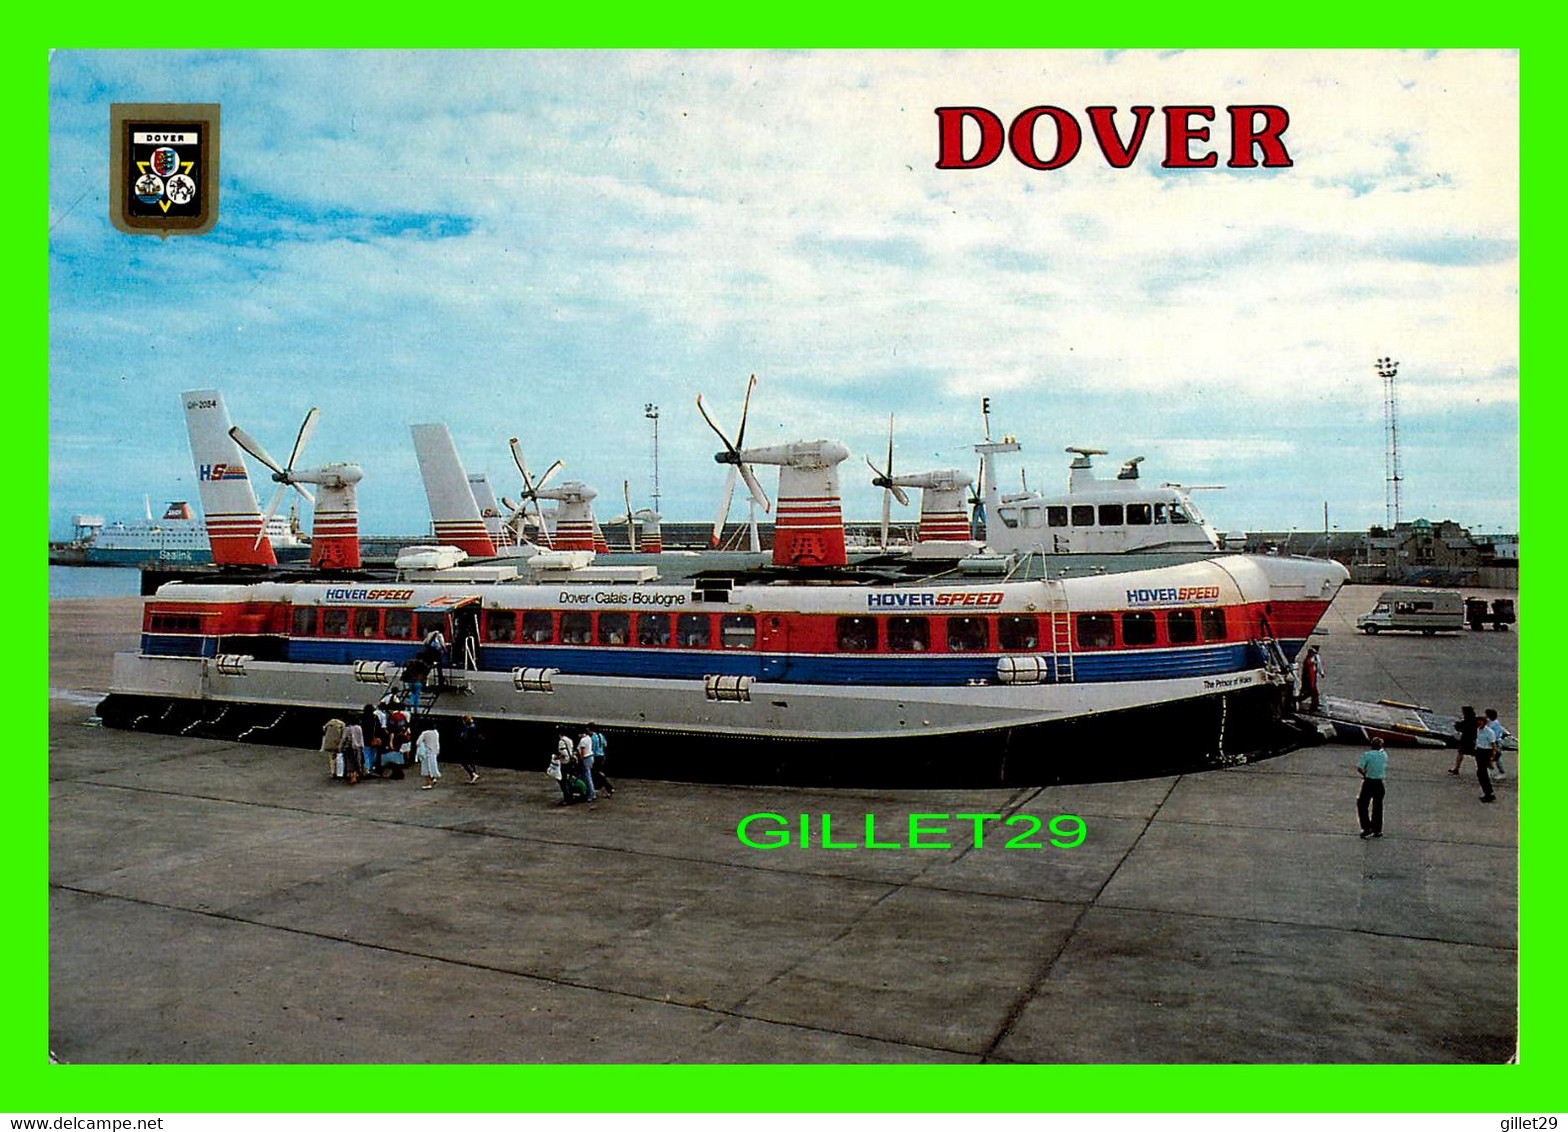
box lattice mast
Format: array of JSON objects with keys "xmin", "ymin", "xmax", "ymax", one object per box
[
  {"xmin": 1377, "ymin": 357, "xmax": 1402, "ymax": 528},
  {"xmin": 645, "ymin": 402, "xmax": 662, "ymax": 512}
]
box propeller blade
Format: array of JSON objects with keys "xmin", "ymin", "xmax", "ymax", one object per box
[
  {"xmin": 890, "ymin": 484, "xmax": 910, "ymax": 508},
  {"xmin": 229, "ymin": 426, "xmax": 284, "ymax": 476},
  {"xmin": 696, "ymin": 393, "xmax": 737, "ymax": 455},
  {"xmin": 501, "ymin": 496, "xmax": 519, "ymax": 512},
  {"xmin": 528, "ymin": 499, "xmax": 553, "ymax": 549},
  {"xmin": 711, "ymin": 466, "xmax": 738, "ymax": 546},
  {"xmin": 737, "ymin": 461, "xmax": 771, "ymax": 513},
  {"xmin": 865, "ymin": 454, "xmax": 884, "ymax": 482},
  {"xmin": 255, "ymin": 483, "xmax": 287, "ymax": 548},
  {"xmin": 287, "ymin": 407, "xmax": 321, "ymax": 471},
  {"xmin": 881, "ymin": 487, "xmax": 891, "ymax": 549},
  {"xmin": 735, "ymin": 373, "xmax": 757, "ymax": 449},
  {"xmin": 509, "ymin": 437, "xmax": 528, "ymax": 480},
  {"xmin": 886, "ymin": 413, "xmax": 895, "ymax": 482},
  {"xmin": 535, "ymin": 459, "xmax": 563, "ymax": 492},
  {"xmin": 289, "ymin": 480, "xmax": 316, "ymax": 507},
  {"xmin": 624, "ymin": 480, "xmax": 638, "ymax": 552}
]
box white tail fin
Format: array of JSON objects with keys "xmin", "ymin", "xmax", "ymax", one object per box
[
  {"xmin": 411, "ymin": 423, "xmax": 497, "ymax": 558},
  {"xmin": 181, "ymin": 389, "xmax": 277, "ymax": 566},
  {"xmin": 467, "ymin": 473, "xmax": 514, "ymax": 547}
]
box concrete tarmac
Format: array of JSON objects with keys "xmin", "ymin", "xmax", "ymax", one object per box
[{"xmin": 47, "ymin": 585, "xmax": 1519, "ymax": 1063}]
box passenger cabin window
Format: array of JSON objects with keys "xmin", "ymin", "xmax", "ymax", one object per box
[
  {"xmin": 291, "ymin": 606, "xmax": 316, "ymax": 636},
  {"xmin": 598, "ymin": 612, "xmax": 630, "ymax": 645},
  {"xmin": 637, "ymin": 613, "xmax": 672, "ymax": 646},
  {"xmin": 837, "ymin": 616, "xmax": 877, "ymax": 652},
  {"xmin": 150, "ymin": 613, "xmax": 202, "ymax": 634},
  {"xmin": 483, "ymin": 610, "xmax": 516, "ymax": 642},
  {"xmin": 677, "ymin": 613, "xmax": 711, "ymax": 648},
  {"xmin": 1122, "ymin": 611, "xmax": 1157, "ymax": 646},
  {"xmin": 721, "ymin": 614, "xmax": 757, "ymax": 649},
  {"xmin": 560, "ymin": 612, "xmax": 592, "ymax": 645},
  {"xmin": 523, "ymin": 610, "xmax": 553, "ymax": 643},
  {"xmin": 1167, "ymin": 609, "xmax": 1198, "ymax": 644},
  {"xmin": 415, "ymin": 612, "xmax": 449, "ymax": 640},
  {"xmin": 1394, "ymin": 600, "xmax": 1434, "ymax": 614},
  {"xmin": 1098, "ymin": 504, "xmax": 1124, "ymax": 527},
  {"xmin": 1047, "ymin": 506, "xmax": 1068, "ymax": 528},
  {"xmin": 321, "ymin": 608, "xmax": 349, "ymax": 637},
  {"xmin": 1153, "ymin": 503, "xmax": 1169, "ymax": 524},
  {"xmin": 352, "ymin": 608, "xmax": 380, "ymax": 638},
  {"xmin": 998, "ymin": 616, "xmax": 1039, "ymax": 651},
  {"xmin": 385, "ymin": 609, "xmax": 414, "ymax": 640},
  {"xmin": 1076, "ymin": 613, "xmax": 1115, "ymax": 649},
  {"xmin": 1127, "ymin": 503, "xmax": 1153, "ymax": 526},
  {"xmin": 1021, "ymin": 507, "xmax": 1044, "ymax": 528},
  {"xmin": 1071, "ymin": 505, "xmax": 1095, "ymax": 526},
  {"xmin": 946, "ymin": 616, "xmax": 988, "ymax": 651},
  {"xmin": 888, "ymin": 616, "xmax": 930, "ymax": 652},
  {"xmin": 1200, "ymin": 608, "xmax": 1227, "ymax": 641}
]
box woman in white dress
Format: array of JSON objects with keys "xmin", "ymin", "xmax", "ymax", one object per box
[{"xmin": 415, "ymin": 725, "xmax": 442, "ymax": 790}]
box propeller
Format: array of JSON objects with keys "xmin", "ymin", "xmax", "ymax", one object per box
[
  {"xmin": 968, "ymin": 455, "xmax": 986, "ymax": 539},
  {"xmin": 696, "ymin": 373, "xmax": 771, "ymax": 547},
  {"xmin": 508, "ymin": 439, "xmax": 562, "ymax": 549},
  {"xmin": 229, "ymin": 407, "xmax": 320, "ymax": 548},
  {"xmin": 865, "ymin": 414, "xmax": 910, "ymax": 548},
  {"xmin": 623, "ymin": 480, "xmax": 639, "ymax": 552}
]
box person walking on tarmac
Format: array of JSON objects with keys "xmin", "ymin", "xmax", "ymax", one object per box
[
  {"xmin": 456, "ymin": 714, "xmax": 482, "ymax": 783},
  {"xmin": 1356, "ymin": 737, "xmax": 1388, "ymax": 838},
  {"xmin": 587, "ymin": 722, "xmax": 614, "ymax": 797},
  {"xmin": 1454, "ymin": 706, "xmax": 1493, "ymax": 802}
]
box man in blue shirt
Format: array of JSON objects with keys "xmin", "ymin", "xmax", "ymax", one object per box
[{"xmin": 1356, "ymin": 737, "xmax": 1388, "ymax": 838}]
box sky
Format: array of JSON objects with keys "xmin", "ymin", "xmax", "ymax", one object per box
[{"xmin": 48, "ymin": 49, "xmax": 1520, "ymax": 541}]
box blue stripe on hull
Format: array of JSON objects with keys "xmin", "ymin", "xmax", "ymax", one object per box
[{"xmin": 275, "ymin": 639, "xmax": 1275, "ymax": 686}]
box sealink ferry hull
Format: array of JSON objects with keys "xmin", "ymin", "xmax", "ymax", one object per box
[{"xmin": 98, "ymin": 553, "xmax": 1345, "ymax": 785}]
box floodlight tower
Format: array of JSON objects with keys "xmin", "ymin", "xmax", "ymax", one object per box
[
  {"xmin": 644, "ymin": 402, "xmax": 661, "ymax": 512},
  {"xmin": 1377, "ymin": 357, "xmax": 1402, "ymax": 529}
]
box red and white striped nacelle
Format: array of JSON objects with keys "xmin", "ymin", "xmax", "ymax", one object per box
[
  {"xmin": 726, "ymin": 440, "xmax": 850, "ymax": 568},
  {"xmin": 536, "ymin": 482, "xmax": 599, "ymax": 552},
  {"xmin": 893, "ymin": 468, "xmax": 974, "ymax": 542},
  {"xmin": 290, "ymin": 463, "xmax": 363, "ymax": 570},
  {"xmin": 634, "ymin": 509, "xmax": 663, "ymax": 554}
]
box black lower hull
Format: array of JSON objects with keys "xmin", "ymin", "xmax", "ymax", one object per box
[{"xmin": 93, "ymin": 684, "xmax": 1317, "ymax": 788}]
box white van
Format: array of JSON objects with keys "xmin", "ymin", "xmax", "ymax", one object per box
[{"xmin": 1356, "ymin": 589, "xmax": 1465, "ymax": 635}]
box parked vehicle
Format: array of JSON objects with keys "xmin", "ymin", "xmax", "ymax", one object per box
[
  {"xmin": 1465, "ymin": 597, "xmax": 1517, "ymax": 631},
  {"xmin": 1357, "ymin": 589, "xmax": 1465, "ymax": 635}
]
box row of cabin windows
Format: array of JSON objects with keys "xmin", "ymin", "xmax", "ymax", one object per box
[
  {"xmin": 485, "ymin": 610, "xmax": 758, "ymax": 649},
  {"xmin": 281, "ymin": 606, "xmax": 1227, "ymax": 653},
  {"xmin": 291, "ymin": 606, "xmax": 452, "ymax": 641},
  {"xmin": 148, "ymin": 613, "xmax": 204, "ymax": 634},
  {"xmin": 838, "ymin": 608, "xmax": 1227, "ymax": 652},
  {"xmin": 997, "ymin": 502, "xmax": 1194, "ymax": 529}
]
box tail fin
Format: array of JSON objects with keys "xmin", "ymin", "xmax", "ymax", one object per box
[
  {"xmin": 467, "ymin": 473, "xmax": 515, "ymax": 547},
  {"xmin": 411, "ymin": 423, "xmax": 498, "ymax": 558},
  {"xmin": 182, "ymin": 389, "xmax": 277, "ymax": 566}
]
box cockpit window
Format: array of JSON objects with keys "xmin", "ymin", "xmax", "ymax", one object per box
[{"xmin": 1127, "ymin": 503, "xmax": 1152, "ymax": 525}]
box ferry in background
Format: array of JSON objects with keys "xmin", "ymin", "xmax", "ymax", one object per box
[{"xmin": 60, "ymin": 500, "xmax": 309, "ymax": 567}]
